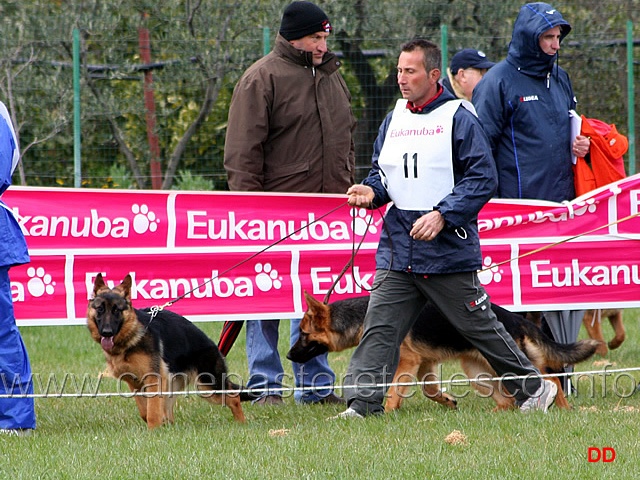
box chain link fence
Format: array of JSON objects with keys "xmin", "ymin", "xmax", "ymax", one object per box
[{"xmin": 1, "ymin": 0, "xmax": 638, "ymax": 189}]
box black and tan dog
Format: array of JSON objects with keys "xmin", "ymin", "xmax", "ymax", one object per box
[
  {"xmin": 288, "ymin": 293, "xmax": 599, "ymax": 411},
  {"xmin": 525, "ymin": 309, "xmax": 625, "ymax": 358},
  {"xmin": 582, "ymin": 308, "xmax": 625, "ymax": 357},
  {"xmin": 87, "ymin": 274, "xmax": 245, "ymax": 428}
]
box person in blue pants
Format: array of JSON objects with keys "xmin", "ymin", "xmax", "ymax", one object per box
[{"xmin": 0, "ymin": 100, "xmax": 35, "ymax": 435}]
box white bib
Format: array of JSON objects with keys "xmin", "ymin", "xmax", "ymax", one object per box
[{"xmin": 378, "ymin": 99, "xmax": 465, "ymax": 210}]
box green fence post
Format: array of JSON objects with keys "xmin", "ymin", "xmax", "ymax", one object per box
[
  {"xmin": 73, "ymin": 28, "xmax": 81, "ymax": 188},
  {"xmin": 441, "ymin": 24, "xmax": 448, "ymax": 74},
  {"xmin": 263, "ymin": 27, "xmax": 270, "ymax": 56}
]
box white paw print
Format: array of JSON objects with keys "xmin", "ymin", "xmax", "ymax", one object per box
[
  {"xmin": 478, "ymin": 256, "xmax": 502, "ymax": 286},
  {"xmin": 254, "ymin": 263, "xmax": 282, "ymax": 292},
  {"xmin": 27, "ymin": 267, "xmax": 56, "ymax": 297},
  {"xmin": 132, "ymin": 204, "xmax": 159, "ymax": 234},
  {"xmin": 574, "ymin": 197, "xmax": 598, "ymax": 216},
  {"xmin": 350, "ymin": 208, "xmax": 378, "ymax": 237}
]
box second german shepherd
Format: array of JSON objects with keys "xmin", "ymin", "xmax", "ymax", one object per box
[
  {"xmin": 87, "ymin": 274, "xmax": 245, "ymax": 428},
  {"xmin": 288, "ymin": 293, "xmax": 599, "ymax": 411},
  {"xmin": 582, "ymin": 308, "xmax": 625, "ymax": 356}
]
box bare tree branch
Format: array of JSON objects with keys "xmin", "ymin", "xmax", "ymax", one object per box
[{"xmin": 162, "ymin": 2, "xmax": 236, "ymax": 189}]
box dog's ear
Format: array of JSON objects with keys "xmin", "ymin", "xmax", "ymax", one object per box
[
  {"xmin": 120, "ymin": 274, "xmax": 133, "ymax": 300},
  {"xmin": 304, "ymin": 290, "xmax": 313, "ymax": 307},
  {"xmin": 93, "ymin": 273, "xmax": 106, "ymax": 295},
  {"xmin": 304, "ymin": 291, "xmax": 322, "ymax": 311}
]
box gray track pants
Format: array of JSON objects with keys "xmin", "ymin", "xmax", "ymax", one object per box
[{"xmin": 344, "ymin": 269, "xmax": 542, "ymax": 415}]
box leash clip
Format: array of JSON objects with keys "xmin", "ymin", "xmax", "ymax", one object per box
[
  {"xmin": 148, "ymin": 301, "xmax": 173, "ymax": 322},
  {"xmin": 148, "ymin": 305, "xmax": 161, "ymax": 321}
]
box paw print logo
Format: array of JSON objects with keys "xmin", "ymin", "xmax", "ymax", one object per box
[
  {"xmin": 27, "ymin": 267, "xmax": 56, "ymax": 297},
  {"xmin": 573, "ymin": 197, "xmax": 598, "ymax": 217},
  {"xmin": 132, "ymin": 204, "xmax": 160, "ymax": 234},
  {"xmin": 350, "ymin": 208, "xmax": 378, "ymax": 237},
  {"xmin": 254, "ymin": 263, "xmax": 282, "ymax": 292},
  {"xmin": 478, "ymin": 256, "xmax": 502, "ymax": 286}
]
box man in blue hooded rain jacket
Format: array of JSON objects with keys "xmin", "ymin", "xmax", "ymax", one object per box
[{"xmin": 473, "ymin": 3, "xmax": 591, "ymax": 391}]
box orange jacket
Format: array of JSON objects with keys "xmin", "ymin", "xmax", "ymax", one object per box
[{"xmin": 573, "ymin": 116, "xmax": 628, "ymax": 197}]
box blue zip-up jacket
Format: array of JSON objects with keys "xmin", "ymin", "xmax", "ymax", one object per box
[
  {"xmin": 0, "ymin": 109, "xmax": 29, "ymax": 269},
  {"xmin": 363, "ymin": 86, "xmax": 497, "ymax": 275},
  {"xmin": 473, "ymin": 3, "xmax": 575, "ymax": 202}
]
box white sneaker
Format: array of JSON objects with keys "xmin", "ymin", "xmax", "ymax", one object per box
[
  {"xmin": 519, "ymin": 380, "xmax": 558, "ymax": 413},
  {"xmin": 327, "ymin": 407, "xmax": 364, "ymax": 420}
]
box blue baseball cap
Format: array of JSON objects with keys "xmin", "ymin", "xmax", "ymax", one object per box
[{"xmin": 450, "ymin": 49, "xmax": 495, "ymax": 74}]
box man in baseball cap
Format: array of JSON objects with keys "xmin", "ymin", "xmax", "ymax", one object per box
[
  {"xmin": 450, "ymin": 48, "xmax": 496, "ymax": 74},
  {"xmin": 443, "ymin": 48, "xmax": 496, "ymax": 101}
]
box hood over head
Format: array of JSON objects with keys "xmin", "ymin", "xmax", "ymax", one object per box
[{"xmin": 507, "ymin": 3, "xmax": 571, "ymax": 77}]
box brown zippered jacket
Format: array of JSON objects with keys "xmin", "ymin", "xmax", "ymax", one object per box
[{"xmin": 224, "ymin": 34, "xmax": 356, "ymax": 193}]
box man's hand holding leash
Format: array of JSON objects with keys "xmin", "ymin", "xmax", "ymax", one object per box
[
  {"xmin": 347, "ymin": 184, "xmax": 443, "ymax": 242},
  {"xmin": 346, "ymin": 184, "xmax": 375, "ymax": 208}
]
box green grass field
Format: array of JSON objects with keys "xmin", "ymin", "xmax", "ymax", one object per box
[{"xmin": 2, "ymin": 310, "xmax": 640, "ymax": 479}]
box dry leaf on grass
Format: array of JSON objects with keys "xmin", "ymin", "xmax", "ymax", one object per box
[
  {"xmin": 444, "ymin": 429, "xmax": 468, "ymax": 446},
  {"xmin": 613, "ymin": 405, "xmax": 638, "ymax": 413},
  {"xmin": 269, "ymin": 428, "xmax": 290, "ymax": 437}
]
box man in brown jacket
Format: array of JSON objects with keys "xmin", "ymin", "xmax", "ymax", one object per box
[{"xmin": 223, "ymin": 1, "xmax": 356, "ymax": 405}]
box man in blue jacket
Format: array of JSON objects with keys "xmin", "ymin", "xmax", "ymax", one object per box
[
  {"xmin": 473, "ymin": 3, "xmax": 590, "ymax": 201},
  {"xmin": 473, "ymin": 3, "xmax": 591, "ymax": 391},
  {"xmin": 332, "ymin": 39, "xmax": 557, "ymax": 419},
  {"xmin": 0, "ymin": 101, "xmax": 35, "ymax": 436}
]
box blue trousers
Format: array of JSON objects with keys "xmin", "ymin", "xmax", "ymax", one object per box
[
  {"xmin": 245, "ymin": 318, "xmax": 335, "ymax": 403},
  {"xmin": 0, "ymin": 268, "xmax": 36, "ymax": 430}
]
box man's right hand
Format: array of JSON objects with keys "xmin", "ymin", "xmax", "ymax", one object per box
[{"xmin": 346, "ymin": 185, "xmax": 375, "ymax": 207}]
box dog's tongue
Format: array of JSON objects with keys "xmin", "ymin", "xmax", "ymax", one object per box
[{"xmin": 101, "ymin": 336, "xmax": 115, "ymax": 352}]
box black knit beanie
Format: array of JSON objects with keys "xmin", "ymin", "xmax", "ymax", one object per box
[{"xmin": 279, "ymin": 1, "xmax": 332, "ymax": 41}]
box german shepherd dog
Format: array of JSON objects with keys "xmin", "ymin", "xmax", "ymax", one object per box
[
  {"xmin": 288, "ymin": 293, "xmax": 599, "ymax": 411},
  {"xmin": 525, "ymin": 309, "xmax": 625, "ymax": 358},
  {"xmin": 582, "ymin": 309, "xmax": 625, "ymax": 356},
  {"xmin": 87, "ymin": 274, "xmax": 245, "ymax": 428}
]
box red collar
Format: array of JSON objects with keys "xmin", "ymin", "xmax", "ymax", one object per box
[{"xmin": 406, "ymin": 85, "xmax": 443, "ymax": 113}]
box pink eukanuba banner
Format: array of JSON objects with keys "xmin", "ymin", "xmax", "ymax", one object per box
[{"xmin": 3, "ymin": 174, "xmax": 640, "ymax": 326}]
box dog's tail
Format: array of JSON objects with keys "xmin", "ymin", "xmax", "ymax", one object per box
[{"xmin": 533, "ymin": 336, "xmax": 600, "ymax": 371}]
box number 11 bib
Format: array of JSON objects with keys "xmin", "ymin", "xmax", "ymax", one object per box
[{"xmin": 378, "ymin": 99, "xmax": 462, "ymax": 210}]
